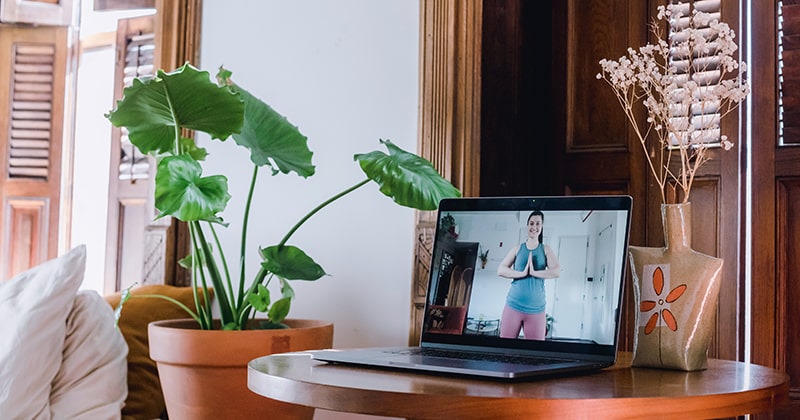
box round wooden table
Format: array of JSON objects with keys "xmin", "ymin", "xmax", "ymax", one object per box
[{"xmin": 247, "ymin": 351, "xmax": 790, "ymax": 419}]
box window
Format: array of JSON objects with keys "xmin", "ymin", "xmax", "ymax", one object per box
[
  {"xmin": 779, "ymin": 0, "xmax": 800, "ymax": 145},
  {"xmin": 666, "ymin": 0, "xmax": 728, "ymax": 147}
]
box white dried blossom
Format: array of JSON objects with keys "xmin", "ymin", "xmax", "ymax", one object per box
[{"xmin": 596, "ymin": 3, "xmax": 750, "ymax": 204}]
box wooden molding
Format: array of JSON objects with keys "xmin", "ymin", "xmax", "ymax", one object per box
[{"xmin": 411, "ymin": 0, "xmax": 482, "ymax": 344}]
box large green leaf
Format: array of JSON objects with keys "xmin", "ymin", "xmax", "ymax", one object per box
[
  {"xmin": 106, "ymin": 63, "xmax": 245, "ymax": 155},
  {"xmin": 154, "ymin": 155, "xmax": 231, "ymax": 222},
  {"xmin": 355, "ymin": 139, "xmax": 462, "ymax": 210},
  {"xmin": 217, "ymin": 68, "xmax": 315, "ymax": 177},
  {"xmin": 260, "ymin": 245, "xmax": 327, "ymax": 281}
]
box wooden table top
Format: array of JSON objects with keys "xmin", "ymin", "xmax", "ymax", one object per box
[{"xmin": 247, "ymin": 351, "xmax": 790, "ymax": 419}]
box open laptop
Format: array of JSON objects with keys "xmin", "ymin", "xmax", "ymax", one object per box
[{"xmin": 311, "ymin": 195, "xmax": 633, "ymax": 379}]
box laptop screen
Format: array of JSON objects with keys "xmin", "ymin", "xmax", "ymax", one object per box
[{"xmin": 421, "ymin": 196, "xmax": 632, "ymax": 357}]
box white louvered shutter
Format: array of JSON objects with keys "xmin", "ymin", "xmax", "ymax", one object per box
[
  {"xmin": 105, "ymin": 14, "xmax": 166, "ymax": 291},
  {"xmin": 9, "ymin": 44, "xmax": 55, "ymax": 180},
  {"xmin": 667, "ymin": 0, "xmax": 724, "ymax": 147},
  {"xmin": 779, "ymin": 0, "xmax": 800, "ymax": 145},
  {"xmin": 0, "ymin": 25, "xmax": 67, "ymax": 280}
]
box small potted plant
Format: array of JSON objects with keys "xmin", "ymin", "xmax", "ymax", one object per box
[
  {"xmin": 438, "ymin": 213, "xmax": 458, "ymax": 239},
  {"xmin": 478, "ymin": 246, "xmax": 489, "ymax": 269},
  {"xmin": 106, "ymin": 63, "xmax": 460, "ymax": 418}
]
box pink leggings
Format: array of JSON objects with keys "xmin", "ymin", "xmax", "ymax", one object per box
[{"xmin": 499, "ymin": 305, "xmax": 546, "ymax": 340}]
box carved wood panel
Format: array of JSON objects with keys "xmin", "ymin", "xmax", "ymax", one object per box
[
  {"xmin": 4, "ymin": 198, "xmax": 46, "ymax": 278},
  {"xmin": 409, "ymin": 219, "xmax": 435, "ymax": 344},
  {"xmin": 566, "ymin": 0, "xmax": 637, "ymax": 153},
  {"xmin": 777, "ymin": 179, "xmax": 800, "ymax": 406}
]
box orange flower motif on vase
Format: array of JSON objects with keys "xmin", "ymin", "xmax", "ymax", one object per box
[{"xmin": 639, "ymin": 264, "xmax": 687, "ymax": 335}]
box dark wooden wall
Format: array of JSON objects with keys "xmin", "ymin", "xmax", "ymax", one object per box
[
  {"xmin": 417, "ymin": 1, "xmax": 797, "ymax": 411},
  {"xmin": 480, "ymin": 1, "xmax": 557, "ymax": 197},
  {"xmin": 479, "ymin": 0, "xmax": 742, "ymax": 360}
]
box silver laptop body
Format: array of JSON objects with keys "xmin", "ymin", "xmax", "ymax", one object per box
[{"xmin": 311, "ymin": 195, "xmax": 633, "ymax": 379}]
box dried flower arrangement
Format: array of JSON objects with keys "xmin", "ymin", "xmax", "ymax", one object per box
[{"xmin": 597, "ymin": 3, "xmax": 750, "ymax": 203}]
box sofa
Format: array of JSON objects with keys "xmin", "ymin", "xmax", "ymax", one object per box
[{"xmin": 0, "ymin": 245, "xmax": 210, "ymax": 420}]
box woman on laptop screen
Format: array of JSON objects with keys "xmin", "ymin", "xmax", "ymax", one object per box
[{"xmin": 497, "ymin": 210, "xmax": 561, "ymax": 340}]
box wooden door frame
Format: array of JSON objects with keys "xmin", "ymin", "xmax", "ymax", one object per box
[
  {"xmin": 417, "ymin": 0, "xmax": 482, "ymax": 195},
  {"xmin": 749, "ymin": 0, "xmax": 800, "ymax": 410},
  {"xmin": 154, "ymin": 0, "xmax": 201, "ymax": 286},
  {"xmin": 748, "ymin": 0, "xmax": 783, "ymax": 370},
  {"xmin": 410, "ymin": 0, "xmax": 482, "ymax": 344}
]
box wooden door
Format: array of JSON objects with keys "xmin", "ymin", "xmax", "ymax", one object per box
[
  {"xmin": 418, "ymin": 0, "xmax": 745, "ymax": 360},
  {"xmin": 478, "ymin": 0, "xmax": 648, "ymax": 352},
  {"xmin": 0, "ymin": 25, "xmax": 68, "ymax": 280},
  {"xmin": 480, "ymin": 0, "xmax": 744, "ymax": 359}
]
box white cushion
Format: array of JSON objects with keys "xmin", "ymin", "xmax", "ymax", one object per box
[
  {"xmin": 50, "ymin": 290, "xmax": 128, "ymax": 420},
  {"xmin": 0, "ymin": 245, "xmax": 86, "ymax": 419}
]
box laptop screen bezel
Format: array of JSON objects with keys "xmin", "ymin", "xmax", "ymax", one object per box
[{"xmin": 419, "ymin": 195, "xmax": 633, "ymax": 359}]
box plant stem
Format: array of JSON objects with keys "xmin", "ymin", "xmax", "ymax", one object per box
[
  {"xmin": 193, "ymin": 221, "xmax": 234, "ymax": 327},
  {"xmin": 161, "ymin": 82, "xmax": 181, "ymax": 154},
  {"xmin": 239, "ymin": 165, "xmax": 259, "ymax": 306},
  {"xmin": 208, "ymin": 222, "xmax": 235, "ymax": 306},
  {"xmin": 239, "ymin": 266, "xmax": 268, "ymax": 327},
  {"xmin": 279, "ymin": 178, "xmax": 370, "ymax": 246},
  {"xmin": 188, "ymin": 222, "xmax": 212, "ymax": 328},
  {"xmin": 136, "ymin": 294, "xmax": 202, "ymax": 324},
  {"xmin": 240, "ymin": 179, "xmax": 372, "ymax": 325}
]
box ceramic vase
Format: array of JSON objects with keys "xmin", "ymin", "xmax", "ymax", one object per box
[
  {"xmin": 627, "ymin": 203, "xmax": 723, "ymax": 371},
  {"xmin": 149, "ymin": 318, "xmax": 333, "ymax": 419}
]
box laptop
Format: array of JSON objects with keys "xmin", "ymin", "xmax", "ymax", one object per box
[{"xmin": 311, "ymin": 195, "xmax": 633, "ymax": 379}]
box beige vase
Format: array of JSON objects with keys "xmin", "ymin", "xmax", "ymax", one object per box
[
  {"xmin": 149, "ymin": 318, "xmax": 333, "ymax": 419},
  {"xmin": 627, "ymin": 203, "xmax": 723, "ymax": 371}
]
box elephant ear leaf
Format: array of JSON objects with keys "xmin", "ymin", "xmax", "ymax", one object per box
[
  {"xmin": 354, "ymin": 139, "xmax": 461, "ymax": 210},
  {"xmin": 106, "ymin": 63, "xmax": 245, "ymax": 156},
  {"xmin": 154, "ymin": 155, "xmax": 231, "ymax": 222},
  {"xmin": 217, "ymin": 67, "xmax": 315, "ymax": 178}
]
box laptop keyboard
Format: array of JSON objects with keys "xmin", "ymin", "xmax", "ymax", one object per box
[{"xmin": 395, "ymin": 348, "xmax": 575, "ymax": 366}]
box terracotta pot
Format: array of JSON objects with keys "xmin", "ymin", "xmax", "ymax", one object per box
[
  {"xmin": 628, "ymin": 203, "xmax": 723, "ymax": 371},
  {"xmin": 149, "ymin": 318, "xmax": 333, "ymax": 419}
]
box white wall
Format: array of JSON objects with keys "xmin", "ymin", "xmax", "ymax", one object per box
[
  {"xmin": 200, "ymin": 0, "xmax": 421, "ymax": 350},
  {"xmin": 71, "ymin": 46, "xmax": 113, "ymax": 293}
]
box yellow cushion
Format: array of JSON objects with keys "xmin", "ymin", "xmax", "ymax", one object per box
[{"xmin": 105, "ymin": 285, "xmax": 212, "ymax": 420}]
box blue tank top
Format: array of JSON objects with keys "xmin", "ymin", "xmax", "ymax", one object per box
[{"xmin": 505, "ymin": 242, "xmax": 547, "ymax": 314}]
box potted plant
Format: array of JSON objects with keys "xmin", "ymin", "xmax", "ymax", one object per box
[
  {"xmin": 478, "ymin": 245, "xmax": 489, "ymax": 269},
  {"xmin": 106, "ymin": 63, "xmax": 460, "ymax": 418}
]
